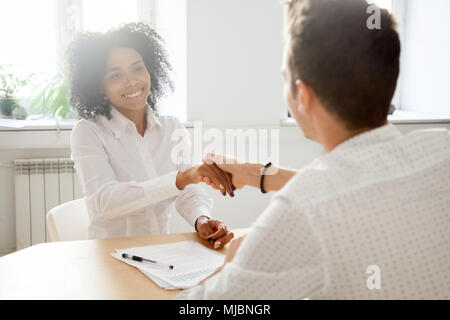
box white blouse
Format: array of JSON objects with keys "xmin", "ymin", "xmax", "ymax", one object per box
[
  {"xmin": 177, "ymin": 124, "xmax": 450, "ymax": 300},
  {"xmin": 70, "ymin": 106, "xmax": 212, "ymax": 239}
]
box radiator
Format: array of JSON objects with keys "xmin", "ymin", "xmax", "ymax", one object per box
[{"xmin": 14, "ymin": 158, "xmax": 83, "ymax": 250}]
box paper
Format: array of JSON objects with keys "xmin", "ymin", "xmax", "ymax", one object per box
[{"xmin": 111, "ymin": 241, "xmax": 225, "ymax": 290}]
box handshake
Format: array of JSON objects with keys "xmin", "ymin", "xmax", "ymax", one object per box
[
  {"xmin": 175, "ymin": 153, "xmax": 251, "ymax": 249},
  {"xmin": 176, "ymin": 153, "xmax": 286, "ymax": 249},
  {"xmin": 176, "ymin": 153, "xmax": 259, "ymax": 197}
]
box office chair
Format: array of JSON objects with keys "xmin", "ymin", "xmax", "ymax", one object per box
[{"xmin": 46, "ymin": 198, "xmax": 89, "ymax": 241}]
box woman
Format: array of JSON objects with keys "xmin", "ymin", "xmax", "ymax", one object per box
[{"xmin": 68, "ymin": 23, "xmax": 234, "ymax": 248}]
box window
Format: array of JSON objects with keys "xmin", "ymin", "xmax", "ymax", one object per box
[
  {"xmin": 152, "ymin": 0, "xmax": 187, "ymax": 122},
  {"xmin": 397, "ymin": 0, "xmax": 450, "ymax": 117},
  {"xmin": 0, "ymin": 0, "xmax": 187, "ymax": 122},
  {"xmin": 82, "ymin": 0, "xmax": 139, "ymax": 33},
  {"xmin": 0, "ymin": 0, "xmax": 57, "ymax": 99}
]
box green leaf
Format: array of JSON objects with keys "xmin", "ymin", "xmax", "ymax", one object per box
[
  {"xmin": 29, "ymin": 89, "xmax": 47, "ymax": 110},
  {"xmin": 27, "ymin": 71, "xmax": 71, "ymax": 119}
]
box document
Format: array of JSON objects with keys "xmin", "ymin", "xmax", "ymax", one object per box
[{"xmin": 111, "ymin": 241, "xmax": 225, "ymax": 290}]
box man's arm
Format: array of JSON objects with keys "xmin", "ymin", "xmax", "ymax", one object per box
[
  {"xmin": 197, "ymin": 235, "xmax": 246, "ymax": 285},
  {"xmin": 175, "ymin": 194, "xmax": 324, "ymax": 300},
  {"xmin": 203, "ymin": 154, "xmax": 298, "ymax": 192}
]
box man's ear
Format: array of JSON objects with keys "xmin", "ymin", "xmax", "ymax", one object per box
[{"xmin": 296, "ymin": 80, "xmax": 314, "ymax": 113}]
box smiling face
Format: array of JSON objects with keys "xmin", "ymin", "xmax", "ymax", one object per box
[{"xmin": 102, "ymin": 47, "xmax": 151, "ymax": 113}]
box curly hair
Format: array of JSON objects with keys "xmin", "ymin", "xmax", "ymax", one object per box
[{"xmin": 67, "ymin": 22, "xmax": 174, "ymax": 120}]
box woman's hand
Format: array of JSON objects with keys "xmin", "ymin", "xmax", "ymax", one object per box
[
  {"xmin": 176, "ymin": 162, "xmax": 235, "ymax": 197},
  {"xmin": 201, "ymin": 153, "xmax": 261, "ymax": 191},
  {"xmin": 195, "ymin": 217, "xmax": 234, "ymax": 249}
]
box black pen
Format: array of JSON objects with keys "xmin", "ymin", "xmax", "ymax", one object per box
[{"xmin": 122, "ymin": 253, "xmax": 174, "ymax": 270}]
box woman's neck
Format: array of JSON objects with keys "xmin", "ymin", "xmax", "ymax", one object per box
[{"xmin": 115, "ymin": 104, "xmax": 147, "ymax": 137}]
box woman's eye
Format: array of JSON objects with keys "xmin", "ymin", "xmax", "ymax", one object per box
[
  {"xmin": 110, "ymin": 73, "xmax": 121, "ymax": 79},
  {"xmin": 134, "ymin": 66, "xmax": 144, "ymax": 72}
]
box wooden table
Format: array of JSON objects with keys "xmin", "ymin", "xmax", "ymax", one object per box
[{"xmin": 0, "ymin": 229, "xmax": 247, "ymax": 300}]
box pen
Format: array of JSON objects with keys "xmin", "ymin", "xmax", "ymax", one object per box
[{"xmin": 122, "ymin": 253, "xmax": 174, "ymax": 270}]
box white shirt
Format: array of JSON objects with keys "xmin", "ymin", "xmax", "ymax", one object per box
[
  {"xmin": 177, "ymin": 124, "xmax": 450, "ymax": 300},
  {"xmin": 70, "ymin": 106, "xmax": 212, "ymax": 239}
]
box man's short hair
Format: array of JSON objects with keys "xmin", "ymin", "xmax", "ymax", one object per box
[{"xmin": 286, "ymin": 0, "xmax": 401, "ymax": 130}]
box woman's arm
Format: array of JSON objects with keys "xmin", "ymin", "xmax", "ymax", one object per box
[
  {"xmin": 171, "ymin": 117, "xmax": 234, "ymax": 248},
  {"xmin": 70, "ymin": 122, "xmax": 232, "ymax": 221}
]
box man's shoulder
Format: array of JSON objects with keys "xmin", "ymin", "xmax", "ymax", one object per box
[
  {"xmin": 398, "ymin": 127, "xmax": 450, "ymax": 164},
  {"xmin": 403, "ymin": 127, "xmax": 450, "ymax": 145},
  {"xmin": 276, "ymin": 157, "xmax": 338, "ymax": 208},
  {"xmin": 277, "ymin": 126, "xmax": 450, "ymax": 208}
]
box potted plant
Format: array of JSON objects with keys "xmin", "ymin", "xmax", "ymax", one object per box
[
  {"xmin": 0, "ymin": 65, "xmax": 34, "ymax": 119},
  {"xmin": 29, "ymin": 72, "xmax": 75, "ymax": 121}
]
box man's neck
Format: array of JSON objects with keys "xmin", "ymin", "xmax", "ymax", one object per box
[
  {"xmin": 323, "ymin": 127, "xmax": 370, "ymax": 152},
  {"xmin": 319, "ymin": 120, "xmax": 386, "ymax": 153}
]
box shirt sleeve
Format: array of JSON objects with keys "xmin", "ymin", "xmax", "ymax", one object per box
[
  {"xmin": 176, "ymin": 193, "xmax": 325, "ymax": 300},
  {"xmin": 70, "ymin": 121, "xmax": 181, "ymax": 221},
  {"xmin": 171, "ymin": 117, "xmax": 213, "ymax": 228}
]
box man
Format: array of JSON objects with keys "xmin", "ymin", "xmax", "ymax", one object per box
[{"xmin": 177, "ymin": 0, "xmax": 450, "ymax": 299}]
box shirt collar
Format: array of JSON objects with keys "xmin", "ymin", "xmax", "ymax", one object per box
[
  {"xmin": 333, "ymin": 123, "xmax": 402, "ymax": 152},
  {"xmin": 103, "ymin": 104, "xmax": 162, "ymax": 139}
]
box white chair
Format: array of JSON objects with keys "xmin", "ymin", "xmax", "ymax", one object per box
[{"xmin": 46, "ymin": 198, "xmax": 90, "ymax": 242}]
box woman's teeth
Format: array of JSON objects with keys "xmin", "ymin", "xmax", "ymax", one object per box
[{"xmin": 123, "ymin": 89, "xmax": 143, "ymax": 99}]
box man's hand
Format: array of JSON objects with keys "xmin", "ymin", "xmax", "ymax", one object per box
[
  {"xmin": 197, "ymin": 234, "xmax": 246, "ymax": 286},
  {"xmin": 224, "ymin": 235, "xmax": 246, "ymax": 263},
  {"xmin": 196, "ymin": 217, "xmax": 234, "ymax": 249},
  {"xmin": 203, "ymin": 153, "xmax": 292, "ymax": 192}
]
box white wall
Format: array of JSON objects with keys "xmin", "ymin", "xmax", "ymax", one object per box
[
  {"xmin": 186, "ymin": 0, "xmax": 285, "ymax": 126},
  {"xmin": 400, "ymin": 0, "xmax": 450, "ymax": 115}
]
